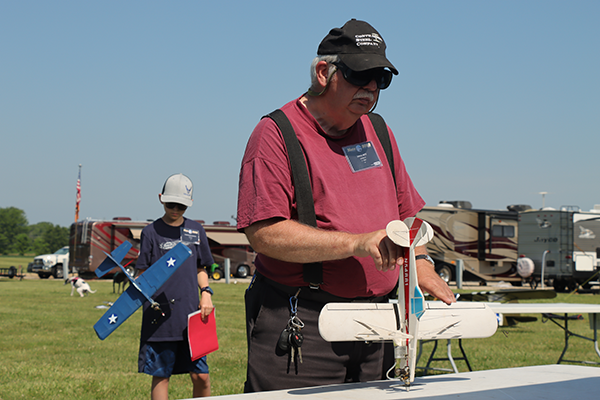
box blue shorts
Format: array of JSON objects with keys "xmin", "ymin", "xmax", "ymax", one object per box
[{"xmin": 139, "ymin": 341, "xmax": 209, "ymax": 377}]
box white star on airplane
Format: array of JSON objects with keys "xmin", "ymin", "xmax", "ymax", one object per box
[
  {"xmin": 167, "ymin": 257, "xmax": 176, "ymax": 267},
  {"xmin": 108, "ymin": 314, "xmax": 118, "ymax": 324}
]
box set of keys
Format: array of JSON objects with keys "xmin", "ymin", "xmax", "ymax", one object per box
[{"xmin": 278, "ymin": 290, "xmax": 305, "ymax": 364}]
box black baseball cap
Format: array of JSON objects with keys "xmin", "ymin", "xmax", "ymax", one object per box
[{"xmin": 317, "ymin": 19, "xmax": 398, "ymax": 75}]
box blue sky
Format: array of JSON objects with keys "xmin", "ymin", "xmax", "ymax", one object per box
[{"xmin": 1, "ymin": 1, "xmax": 598, "ymax": 228}]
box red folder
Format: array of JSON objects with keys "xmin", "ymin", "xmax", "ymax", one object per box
[{"xmin": 188, "ymin": 309, "xmax": 219, "ymax": 361}]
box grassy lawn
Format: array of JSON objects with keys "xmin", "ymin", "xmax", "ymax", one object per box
[
  {"xmin": 0, "ymin": 278, "xmax": 247, "ymax": 399},
  {"xmin": 1, "ymin": 262, "xmax": 599, "ymax": 399}
]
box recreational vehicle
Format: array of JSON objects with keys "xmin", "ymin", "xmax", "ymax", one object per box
[
  {"xmin": 518, "ymin": 206, "xmax": 600, "ymax": 291},
  {"xmin": 69, "ymin": 218, "xmax": 254, "ymax": 279},
  {"xmin": 417, "ymin": 201, "xmax": 529, "ymax": 285}
]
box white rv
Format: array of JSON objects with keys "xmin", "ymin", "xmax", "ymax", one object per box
[{"xmin": 517, "ymin": 206, "xmax": 600, "ymax": 291}]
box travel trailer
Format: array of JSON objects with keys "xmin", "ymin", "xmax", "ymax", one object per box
[{"xmin": 518, "ymin": 206, "xmax": 600, "ymax": 291}]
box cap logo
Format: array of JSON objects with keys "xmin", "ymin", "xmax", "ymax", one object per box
[
  {"xmin": 184, "ymin": 185, "xmax": 192, "ymax": 197},
  {"xmin": 355, "ymin": 33, "xmax": 383, "ymax": 48}
]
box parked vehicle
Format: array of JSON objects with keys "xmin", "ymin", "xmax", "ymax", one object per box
[
  {"xmin": 417, "ymin": 201, "xmax": 529, "ymax": 285},
  {"xmin": 518, "ymin": 206, "xmax": 600, "ymax": 291},
  {"xmin": 204, "ymin": 221, "xmax": 255, "ymax": 278},
  {"xmin": 70, "ymin": 218, "xmax": 144, "ymax": 278},
  {"xmin": 0, "ymin": 266, "xmax": 21, "ymax": 279},
  {"xmin": 69, "ymin": 218, "xmax": 253, "ymax": 279},
  {"xmin": 31, "ymin": 246, "xmax": 70, "ymax": 279}
]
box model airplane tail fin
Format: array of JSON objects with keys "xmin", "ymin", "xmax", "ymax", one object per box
[{"xmin": 95, "ymin": 241, "xmax": 133, "ymax": 278}]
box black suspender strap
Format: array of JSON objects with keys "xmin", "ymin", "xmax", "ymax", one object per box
[
  {"xmin": 368, "ymin": 112, "xmax": 396, "ymax": 185},
  {"xmin": 265, "ymin": 110, "xmax": 317, "ymax": 227},
  {"xmin": 262, "ymin": 110, "xmax": 395, "ymax": 288},
  {"xmin": 263, "ymin": 110, "xmax": 323, "ymax": 287}
]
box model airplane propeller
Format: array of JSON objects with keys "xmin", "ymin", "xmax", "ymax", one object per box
[
  {"xmin": 318, "ymin": 217, "xmax": 498, "ymax": 389},
  {"xmin": 93, "ymin": 241, "xmax": 192, "ymax": 340}
]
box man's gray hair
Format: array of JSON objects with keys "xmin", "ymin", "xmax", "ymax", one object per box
[{"xmin": 309, "ymin": 54, "xmax": 340, "ymax": 93}]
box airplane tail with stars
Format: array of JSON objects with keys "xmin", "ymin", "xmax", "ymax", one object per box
[{"xmin": 95, "ymin": 241, "xmax": 133, "ymax": 278}]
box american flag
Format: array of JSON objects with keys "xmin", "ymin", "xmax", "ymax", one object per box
[{"xmin": 75, "ymin": 165, "xmax": 81, "ymax": 222}]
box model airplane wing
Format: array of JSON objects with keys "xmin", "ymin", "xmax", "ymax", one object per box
[
  {"xmin": 319, "ymin": 301, "xmax": 497, "ymax": 342},
  {"xmin": 94, "ymin": 242, "xmax": 192, "ymax": 340},
  {"xmin": 94, "ymin": 282, "xmax": 147, "ymax": 340}
]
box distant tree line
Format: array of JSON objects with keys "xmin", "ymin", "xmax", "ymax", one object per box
[{"xmin": 0, "ymin": 207, "xmax": 69, "ymax": 255}]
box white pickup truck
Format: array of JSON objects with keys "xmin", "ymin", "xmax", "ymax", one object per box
[{"xmin": 31, "ymin": 246, "xmax": 69, "ymax": 279}]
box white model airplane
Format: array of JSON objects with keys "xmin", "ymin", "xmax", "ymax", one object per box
[{"xmin": 318, "ymin": 218, "xmax": 498, "ymax": 389}]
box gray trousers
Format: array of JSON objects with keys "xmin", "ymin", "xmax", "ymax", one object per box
[{"xmin": 243, "ymin": 276, "xmax": 385, "ymax": 393}]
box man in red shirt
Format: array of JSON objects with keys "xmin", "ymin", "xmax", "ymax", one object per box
[{"xmin": 237, "ymin": 19, "xmax": 455, "ymax": 392}]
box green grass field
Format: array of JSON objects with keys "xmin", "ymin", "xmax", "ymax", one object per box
[
  {"xmin": 1, "ymin": 255, "xmax": 599, "ymax": 399},
  {"xmin": 0, "ymin": 274, "xmax": 247, "ymax": 399}
]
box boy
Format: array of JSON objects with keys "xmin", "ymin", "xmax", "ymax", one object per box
[{"xmin": 136, "ymin": 173, "xmax": 215, "ymax": 399}]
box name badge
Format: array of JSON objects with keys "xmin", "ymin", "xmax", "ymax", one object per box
[
  {"xmin": 343, "ymin": 141, "xmax": 382, "ymax": 173},
  {"xmin": 181, "ymin": 227, "xmax": 200, "ymax": 245}
]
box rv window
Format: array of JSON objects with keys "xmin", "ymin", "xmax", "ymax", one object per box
[{"xmin": 492, "ymin": 225, "xmax": 515, "ymax": 238}]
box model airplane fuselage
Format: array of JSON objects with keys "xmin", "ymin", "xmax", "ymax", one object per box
[{"xmin": 93, "ymin": 241, "xmax": 192, "ymax": 340}]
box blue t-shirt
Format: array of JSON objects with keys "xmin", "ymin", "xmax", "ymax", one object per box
[{"xmin": 136, "ymin": 217, "xmax": 214, "ymax": 342}]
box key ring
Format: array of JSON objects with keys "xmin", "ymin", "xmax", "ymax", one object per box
[{"xmin": 290, "ymin": 315, "xmax": 304, "ymax": 329}]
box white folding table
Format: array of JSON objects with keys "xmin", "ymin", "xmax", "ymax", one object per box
[
  {"xmin": 192, "ymin": 364, "xmax": 599, "ymax": 399},
  {"xmin": 419, "ymin": 302, "xmax": 600, "ymax": 373},
  {"xmin": 487, "ymin": 302, "xmax": 600, "ymax": 364}
]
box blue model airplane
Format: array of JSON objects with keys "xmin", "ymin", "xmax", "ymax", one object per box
[{"xmin": 93, "ymin": 241, "xmax": 192, "ymax": 340}]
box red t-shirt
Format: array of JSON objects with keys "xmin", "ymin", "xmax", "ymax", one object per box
[{"xmin": 237, "ymin": 97, "xmax": 424, "ymax": 298}]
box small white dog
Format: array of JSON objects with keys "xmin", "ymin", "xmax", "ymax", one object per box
[{"xmin": 65, "ymin": 277, "xmax": 96, "ymax": 297}]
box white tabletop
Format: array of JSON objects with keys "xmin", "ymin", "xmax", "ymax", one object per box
[{"xmin": 193, "ymin": 365, "xmax": 600, "ymax": 399}]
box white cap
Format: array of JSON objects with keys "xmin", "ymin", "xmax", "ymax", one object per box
[{"xmin": 161, "ymin": 173, "xmax": 193, "ymax": 207}]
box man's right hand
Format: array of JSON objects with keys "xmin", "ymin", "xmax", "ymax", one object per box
[{"xmin": 352, "ymin": 230, "xmax": 404, "ymax": 272}]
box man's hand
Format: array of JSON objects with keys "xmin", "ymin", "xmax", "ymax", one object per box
[
  {"xmin": 199, "ymin": 292, "xmax": 214, "ymax": 320},
  {"xmin": 198, "ymin": 267, "xmax": 213, "ymax": 320},
  {"xmin": 416, "ymin": 259, "xmax": 456, "ymax": 305},
  {"xmin": 352, "ymin": 230, "xmax": 404, "ymax": 272}
]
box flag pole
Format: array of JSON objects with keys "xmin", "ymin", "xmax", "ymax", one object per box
[
  {"xmin": 75, "ymin": 164, "xmax": 81, "ymax": 222},
  {"xmin": 71, "ymin": 164, "xmax": 82, "ymax": 279}
]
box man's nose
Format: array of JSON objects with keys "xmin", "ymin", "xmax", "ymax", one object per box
[{"xmin": 363, "ymin": 79, "xmax": 378, "ymax": 91}]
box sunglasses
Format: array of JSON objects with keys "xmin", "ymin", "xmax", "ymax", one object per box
[
  {"xmin": 333, "ymin": 62, "xmax": 393, "ymax": 90},
  {"xmin": 165, "ymin": 203, "xmax": 187, "ymax": 211}
]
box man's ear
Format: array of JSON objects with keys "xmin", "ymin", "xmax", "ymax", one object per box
[{"xmin": 315, "ymin": 60, "xmax": 332, "ymax": 88}]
